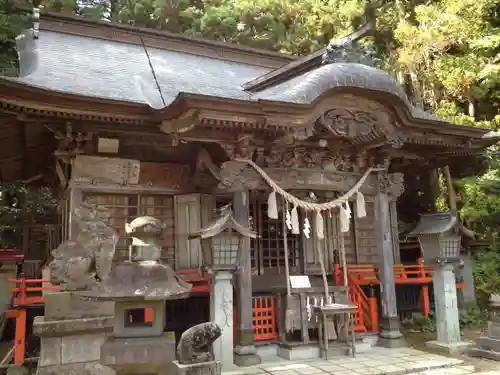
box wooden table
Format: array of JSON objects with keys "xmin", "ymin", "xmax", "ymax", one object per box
[{"xmin": 314, "ymin": 304, "xmax": 357, "ymax": 359}]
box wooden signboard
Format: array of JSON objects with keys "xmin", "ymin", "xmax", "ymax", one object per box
[
  {"xmin": 72, "ymin": 155, "xmax": 140, "ymax": 185},
  {"xmin": 138, "ymin": 162, "xmax": 190, "ymax": 189}
]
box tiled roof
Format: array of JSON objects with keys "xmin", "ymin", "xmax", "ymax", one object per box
[
  {"xmin": 10, "ymin": 30, "xmax": 270, "ymax": 109},
  {"xmin": 3, "ymin": 27, "xmax": 489, "ymax": 131}
]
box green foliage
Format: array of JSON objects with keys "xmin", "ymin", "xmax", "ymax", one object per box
[
  {"xmin": 459, "ymin": 306, "xmax": 488, "ymax": 327},
  {"xmin": 0, "ymin": 184, "xmax": 58, "ymax": 248},
  {"xmin": 402, "ymin": 307, "xmax": 487, "ymax": 332},
  {"xmin": 473, "ymin": 248, "xmax": 500, "ymax": 308},
  {"xmin": 0, "ymin": 0, "xmax": 31, "ymax": 75},
  {"xmin": 402, "ymin": 312, "xmax": 436, "ymax": 332},
  {"xmin": 0, "ymin": 0, "xmax": 498, "ymax": 256}
]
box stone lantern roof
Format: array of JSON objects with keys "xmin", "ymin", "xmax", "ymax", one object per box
[
  {"xmin": 409, "ymin": 212, "xmax": 458, "ymax": 236},
  {"xmin": 189, "ymin": 206, "xmax": 257, "ymax": 240}
]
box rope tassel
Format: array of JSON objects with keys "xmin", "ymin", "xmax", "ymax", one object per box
[
  {"xmin": 340, "ymin": 206, "xmax": 350, "ymax": 233},
  {"xmin": 267, "ymin": 191, "xmax": 278, "ymax": 219},
  {"xmin": 356, "ymin": 192, "xmax": 367, "ymax": 218},
  {"xmin": 285, "ymin": 209, "xmax": 292, "ymax": 230},
  {"xmin": 315, "ymin": 211, "xmax": 324, "ymax": 239},
  {"xmin": 303, "ymin": 217, "xmax": 311, "ymax": 239},
  {"xmin": 291, "ymin": 206, "xmax": 300, "ymax": 234}
]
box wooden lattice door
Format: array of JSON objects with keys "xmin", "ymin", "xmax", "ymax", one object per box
[
  {"xmin": 139, "ymin": 195, "xmax": 175, "ymax": 266},
  {"xmin": 82, "ymin": 193, "xmax": 175, "ymax": 265},
  {"xmin": 250, "ymin": 192, "xmax": 299, "ymax": 275}
]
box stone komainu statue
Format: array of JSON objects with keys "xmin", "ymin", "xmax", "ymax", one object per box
[
  {"xmin": 177, "ymin": 322, "xmax": 222, "ymax": 364},
  {"xmin": 49, "ymin": 204, "xmax": 118, "ymax": 291}
]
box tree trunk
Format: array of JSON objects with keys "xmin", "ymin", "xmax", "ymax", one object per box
[
  {"xmin": 409, "ymin": 70, "xmax": 424, "ymax": 108},
  {"xmin": 442, "ymin": 165, "xmax": 476, "ymax": 239},
  {"xmin": 443, "ymin": 166, "xmax": 457, "ymax": 211}
]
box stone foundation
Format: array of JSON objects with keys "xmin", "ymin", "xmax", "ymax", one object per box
[
  {"xmin": 101, "ymin": 332, "xmax": 176, "ymax": 375},
  {"xmin": 171, "ymin": 360, "xmax": 220, "ymax": 375},
  {"xmin": 34, "ymin": 292, "xmax": 114, "ymax": 375},
  {"xmin": 469, "ymin": 319, "xmax": 500, "ymax": 359}
]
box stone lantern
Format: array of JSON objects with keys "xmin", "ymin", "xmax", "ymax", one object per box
[
  {"xmin": 410, "ymin": 212, "xmax": 472, "ymax": 354},
  {"xmin": 189, "ymin": 205, "xmax": 257, "ymax": 370},
  {"xmin": 83, "ymin": 216, "xmax": 193, "ymax": 375}
]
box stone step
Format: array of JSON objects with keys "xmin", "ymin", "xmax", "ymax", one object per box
[{"xmin": 469, "ymin": 347, "xmax": 500, "ymax": 361}]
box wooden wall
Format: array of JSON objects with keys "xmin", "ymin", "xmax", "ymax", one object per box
[{"xmin": 68, "ymin": 155, "xmax": 384, "ymax": 272}]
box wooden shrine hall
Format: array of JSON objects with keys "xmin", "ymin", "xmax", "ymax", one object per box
[{"xmin": 0, "ymin": 10, "xmax": 498, "ymax": 365}]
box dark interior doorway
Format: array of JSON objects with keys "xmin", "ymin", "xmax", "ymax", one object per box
[{"xmin": 165, "ymin": 295, "xmax": 210, "ymax": 344}]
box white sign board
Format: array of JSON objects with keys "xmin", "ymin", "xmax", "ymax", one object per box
[{"xmin": 289, "ymin": 275, "xmax": 311, "ymax": 289}]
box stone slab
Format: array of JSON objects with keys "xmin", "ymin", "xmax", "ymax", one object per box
[
  {"xmin": 425, "ymin": 340, "xmax": 474, "ymax": 355},
  {"xmin": 38, "ymin": 332, "xmax": 108, "ymax": 367},
  {"xmin": 62, "ymin": 333, "xmax": 106, "ymax": 364},
  {"xmin": 44, "ymin": 292, "xmax": 114, "ymax": 321},
  {"xmin": 100, "ymin": 332, "xmax": 176, "ymax": 372},
  {"xmin": 34, "ymin": 315, "xmax": 113, "ymax": 337},
  {"xmin": 487, "ymin": 321, "xmax": 500, "ymax": 339},
  {"xmin": 475, "ymin": 336, "xmax": 500, "ymax": 351},
  {"xmin": 172, "ymin": 360, "xmax": 221, "ymax": 375},
  {"xmin": 234, "ymin": 353, "xmax": 262, "ymax": 367},
  {"xmin": 469, "ymin": 347, "xmax": 500, "ymax": 361},
  {"xmin": 37, "ymin": 361, "xmax": 114, "ymax": 375}
]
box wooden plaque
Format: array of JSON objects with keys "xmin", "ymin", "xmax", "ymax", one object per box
[{"xmin": 138, "ymin": 162, "xmax": 190, "ymax": 189}]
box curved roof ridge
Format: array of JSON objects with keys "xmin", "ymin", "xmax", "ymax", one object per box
[{"xmin": 251, "ymin": 62, "xmax": 443, "ymax": 123}]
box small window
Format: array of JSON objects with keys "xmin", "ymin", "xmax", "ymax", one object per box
[{"xmin": 124, "ymin": 308, "xmax": 154, "ymax": 328}]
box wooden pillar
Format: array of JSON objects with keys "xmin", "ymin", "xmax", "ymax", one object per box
[
  {"xmin": 233, "ymin": 191, "xmax": 261, "ymax": 366},
  {"xmin": 389, "ymin": 199, "xmax": 401, "ymax": 264},
  {"xmin": 374, "ymin": 189, "xmax": 405, "ymax": 347}
]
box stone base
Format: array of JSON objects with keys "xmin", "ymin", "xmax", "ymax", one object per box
[
  {"xmin": 37, "ymin": 362, "xmax": 114, "ymax": 375},
  {"xmin": 233, "ymin": 345, "xmax": 261, "ymax": 366},
  {"xmin": 278, "ymin": 342, "xmax": 356, "ymax": 361},
  {"xmin": 346, "ymin": 341, "xmax": 373, "ymax": 355},
  {"xmin": 171, "ymin": 360, "xmax": 221, "ymax": 375},
  {"xmin": 378, "ymin": 336, "xmax": 407, "ymax": 348},
  {"xmin": 469, "ymin": 347, "xmax": 500, "ymax": 361},
  {"xmin": 278, "ymin": 344, "xmax": 320, "ymax": 361},
  {"xmin": 43, "ymin": 291, "xmax": 114, "ymax": 321},
  {"xmin": 362, "ymin": 333, "xmax": 380, "ymax": 347},
  {"xmin": 234, "ymin": 353, "xmax": 261, "ymax": 367},
  {"xmin": 469, "ymin": 334, "xmax": 500, "ymax": 360},
  {"xmin": 34, "ymin": 315, "xmax": 113, "ymax": 375},
  {"xmin": 378, "ymin": 329, "xmax": 407, "ymax": 348},
  {"xmin": 425, "ymin": 340, "xmax": 474, "ymax": 355},
  {"xmin": 475, "ymin": 336, "xmax": 500, "ymax": 351},
  {"xmin": 100, "ymin": 332, "xmax": 176, "ymax": 375}
]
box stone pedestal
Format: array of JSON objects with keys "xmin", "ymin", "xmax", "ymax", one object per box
[
  {"xmin": 211, "ymin": 271, "xmax": 235, "ymax": 371},
  {"xmin": 172, "ymin": 360, "xmax": 221, "ymax": 375},
  {"xmin": 34, "ymin": 293, "xmax": 114, "ymax": 375},
  {"xmin": 100, "ymin": 332, "xmax": 176, "ymax": 375},
  {"xmin": 470, "ymin": 311, "xmax": 500, "ymax": 359},
  {"xmin": 425, "ymin": 264, "xmax": 473, "ymax": 354}
]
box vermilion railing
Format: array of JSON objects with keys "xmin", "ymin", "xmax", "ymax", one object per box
[
  {"xmin": 0, "ymin": 249, "xmax": 24, "ymax": 262},
  {"xmin": 339, "ymin": 263, "xmax": 464, "ymax": 288},
  {"xmin": 333, "ymin": 265, "xmax": 379, "ymax": 333},
  {"xmin": 176, "ymin": 269, "xmax": 212, "ymax": 294},
  {"xmin": 334, "ymin": 263, "xmax": 466, "ymax": 323},
  {"xmin": 7, "ymin": 278, "xmax": 59, "ymax": 364}
]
